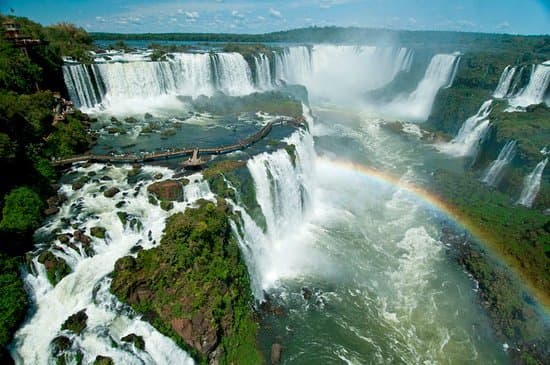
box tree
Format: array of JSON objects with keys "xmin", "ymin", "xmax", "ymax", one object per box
[{"xmin": 0, "ymin": 186, "xmax": 43, "ymax": 233}]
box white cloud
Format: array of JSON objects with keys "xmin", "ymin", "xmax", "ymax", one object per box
[
  {"xmin": 231, "ymin": 10, "xmax": 244, "ymax": 19},
  {"xmin": 318, "ymin": 0, "xmax": 352, "ymax": 9},
  {"xmin": 497, "ymin": 21, "xmax": 511, "ymax": 30},
  {"xmin": 269, "ymin": 8, "xmax": 282, "ymax": 19},
  {"xmin": 257, "ymin": 16, "xmax": 266, "ymax": 21},
  {"xmin": 185, "ymin": 11, "xmax": 199, "ymax": 19},
  {"xmin": 95, "ymin": 16, "xmax": 106, "ymax": 23},
  {"xmin": 408, "ymin": 17, "xmax": 417, "ymax": 24}
]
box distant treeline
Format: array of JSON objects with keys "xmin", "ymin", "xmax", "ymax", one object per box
[{"xmin": 92, "ymin": 26, "xmax": 550, "ymax": 54}]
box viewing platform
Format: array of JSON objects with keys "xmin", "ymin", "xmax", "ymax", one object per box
[{"xmin": 52, "ymin": 116, "xmax": 306, "ymax": 167}]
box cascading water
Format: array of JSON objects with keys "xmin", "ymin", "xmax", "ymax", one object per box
[
  {"xmin": 274, "ymin": 46, "xmax": 312, "ymax": 85},
  {"xmin": 493, "ymin": 65, "xmax": 517, "ymax": 99},
  {"xmin": 63, "ymin": 52, "xmax": 255, "ymax": 111},
  {"xmin": 482, "ymin": 140, "xmax": 517, "ymax": 187},
  {"xmin": 63, "ymin": 65, "xmax": 103, "ymax": 109},
  {"xmin": 508, "ymin": 61, "xmax": 550, "ymax": 108},
  {"xmin": 254, "ymin": 53, "xmax": 273, "ymax": 90},
  {"xmin": 516, "ymin": 158, "xmax": 548, "ymax": 207},
  {"xmin": 212, "ymin": 53, "xmax": 255, "ymax": 95},
  {"xmin": 231, "ymin": 130, "xmax": 318, "ymax": 298},
  {"xmin": 10, "ymin": 165, "xmax": 215, "ymax": 364},
  {"xmin": 384, "ymin": 53, "xmax": 461, "ymax": 121},
  {"xmin": 437, "ymin": 100, "xmax": 492, "ymax": 157},
  {"xmin": 274, "ymin": 45, "xmax": 414, "ymax": 102}
]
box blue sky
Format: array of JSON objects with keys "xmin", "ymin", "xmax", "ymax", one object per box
[{"xmin": 2, "ymin": 0, "xmax": 549, "ymax": 35}]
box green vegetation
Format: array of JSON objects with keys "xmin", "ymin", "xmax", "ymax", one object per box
[
  {"xmin": 0, "ymin": 187, "xmax": 43, "ymax": 233},
  {"xmin": 203, "ymin": 159, "xmax": 266, "ymax": 230},
  {"xmin": 0, "ymin": 15, "xmax": 95, "ymax": 359},
  {"xmin": 0, "ymin": 254, "xmax": 28, "ymax": 348},
  {"xmin": 431, "ymin": 171, "xmax": 549, "ymax": 364},
  {"xmin": 191, "ymin": 91, "xmax": 303, "ymax": 118},
  {"xmin": 91, "ymin": 27, "xmax": 548, "ymax": 55},
  {"xmin": 111, "ymin": 200, "xmax": 263, "ymax": 364}
]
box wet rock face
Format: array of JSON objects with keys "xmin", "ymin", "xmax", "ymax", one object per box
[
  {"xmin": 103, "ymin": 187, "xmax": 120, "ymax": 198},
  {"xmin": 37, "ymin": 250, "xmax": 72, "ymax": 285},
  {"xmin": 61, "ymin": 309, "xmax": 88, "ymax": 335},
  {"xmin": 121, "ymin": 333, "xmax": 145, "ymax": 350},
  {"xmin": 171, "ymin": 312, "xmax": 218, "ymax": 354},
  {"xmin": 147, "ymin": 180, "xmax": 184, "ymax": 201},
  {"xmin": 93, "ymin": 355, "xmax": 114, "ymax": 365},
  {"xmin": 271, "ymin": 343, "xmax": 282, "ymax": 364}
]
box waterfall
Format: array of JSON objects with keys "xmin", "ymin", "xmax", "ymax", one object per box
[
  {"xmin": 437, "ymin": 100, "xmax": 492, "ymax": 157},
  {"xmin": 212, "ymin": 53, "xmax": 255, "ymax": 95},
  {"xmin": 272, "ymin": 45, "xmax": 413, "ymax": 102},
  {"xmin": 63, "ymin": 52, "xmax": 256, "ymax": 110},
  {"xmin": 509, "ymin": 61, "xmax": 550, "ymax": 108},
  {"xmin": 481, "ymin": 140, "xmax": 517, "ymax": 186},
  {"xmin": 63, "ymin": 65, "xmax": 103, "ymax": 109},
  {"xmin": 230, "ymin": 130, "xmax": 316, "ymax": 298},
  {"xmin": 386, "ymin": 53, "xmax": 461, "ymax": 121},
  {"xmin": 274, "ymin": 46, "xmax": 312, "ymax": 85},
  {"xmin": 493, "ymin": 65, "xmax": 516, "ymax": 99},
  {"xmin": 254, "ymin": 53, "xmax": 273, "ymax": 90},
  {"xmin": 516, "ymin": 158, "xmax": 548, "ymax": 207},
  {"xmin": 10, "ymin": 166, "xmax": 215, "ymax": 364}
]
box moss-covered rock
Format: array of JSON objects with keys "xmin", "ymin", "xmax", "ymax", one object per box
[
  {"xmin": 51, "ymin": 336, "xmax": 72, "ymax": 356},
  {"xmin": 38, "ymin": 250, "xmax": 72, "ymax": 285},
  {"xmin": 147, "ymin": 180, "xmax": 184, "ymax": 201},
  {"xmin": 103, "ymin": 187, "xmax": 120, "ymax": 198},
  {"xmin": 160, "ymin": 200, "xmax": 173, "ymax": 211},
  {"xmin": 110, "ymin": 199, "xmax": 262, "ymax": 364},
  {"xmin": 61, "ymin": 309, "xmax": 87, "ymax": 335},
  {"xmin": 121, "ymin": 333, "xmax": 145, "ymax": 350},
  {"xmin": 93, "ymin": 355, "xmax": 113, "ymax": 365},
  {"xmin": 117, "ymin": 212, "xmax": 128, "ymax": 226},
  {"xmin": 90, "ymin": 226, "xmax": 106, "ymax": 239}
]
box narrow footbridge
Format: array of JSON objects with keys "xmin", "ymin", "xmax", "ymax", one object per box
[{"xmin": 52, "ymin": 116, "xmax": 305, "ymax": 167}]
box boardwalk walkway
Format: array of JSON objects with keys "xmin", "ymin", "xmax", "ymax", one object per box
[{"xmin": 52, "ymin": 116, "xmax": 305, "ymax": 167}]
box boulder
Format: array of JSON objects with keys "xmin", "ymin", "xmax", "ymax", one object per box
[
  {"xmin": 121, "ymin": 333, "xmax": 145, "ymax": 350},
  {"xmin": 271, "ymin": 343, "xmax": 282, "ymax": 364},
  {"xmin": 51, "ymin": 336, "xmax": 72, "ymax": 356},
  {"xmin": 57, "ymin": 233, "xmax": 71, "ymax": 243},
  {"xmin": 147, "ymin": 180, "xmax": 183, "ymax": 201},
  {"xmin": 93, "ymin": 355, "xmax": 114, "ymax": 365},
  {"xmin": 90, "ymin": 226, "xmax": 106, "ymax": 239},
  {"xmin": 44, "ymin": 206, "xmax": 60, "ymax": 216},
  {"xmin": 103, "ymin": 187, "xmax": 120, "ymax": 198},
  {"xmin": 160, "ymin": 200, "xmax": 173, "ymax": 211},
  {"xmin": 302, "ymin": 287, "xmax": 313, "ymax": 300},
  {"xmin": 38, "ymin": 251, "xmax": 71, "ymax": 285},
  {"xmin": 171, "ymin": 312, "xmax": 218, "ymax": 355},
  {"xmin": 61, "ymin": 309, "xmax": 88, "ymax": 335},
  {"xmin": 73, "ymin": 230, "xmax": 91, "ymax": 245}
]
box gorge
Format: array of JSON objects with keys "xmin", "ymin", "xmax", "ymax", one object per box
[{"xmin": 1, "ymin": 18, "xmax": 549, "ymax": 365}]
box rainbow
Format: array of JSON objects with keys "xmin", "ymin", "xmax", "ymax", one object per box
[{"xmin": 317, "ymin": 157, "xmax": 550, "ymax": 311}]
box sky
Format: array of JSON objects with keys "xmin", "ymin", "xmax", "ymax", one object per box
[{"xmin": 2, "ymin": 0, "xmax": 549, "ymax": 35}]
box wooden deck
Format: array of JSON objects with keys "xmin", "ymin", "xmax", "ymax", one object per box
[{"xmin": 52, "ymin": 116, "xmax": 305, "ymax": 167}]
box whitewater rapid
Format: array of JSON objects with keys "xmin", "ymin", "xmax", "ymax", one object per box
[{"xmin": 10, "ymin": 165, "xmax": 216, "ymax": 364}]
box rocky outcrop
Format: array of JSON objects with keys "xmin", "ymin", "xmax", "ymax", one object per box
[
  {"xmin": 171, "ymin": 314, "xmax": 218, "ymax": 354},
  {"xmin": 103, "ymin": 187, "xmax": 120, "ymax": 198},
  {"xmin": 121, "ymin": 333, "xmax": 145, "ymax": 350},
  {"xmin": 271, "ymin": 343, "xmax": 282, "ymax": 365},
  {"xmin": 147, "ymin": 180, "xmax": 183, "ymax": 201},
  {"xmin": 90, "ymin": 226, "xmax": 106, "ymax": 239},
  {"xmin": 61, "ymin": 309, "xmax": 87, "ymax": 335},
  {"xmin": 110, "ymin": 200, "xmax": 262, "ymax": 364},
  {"xmin": 37, "ymin": 251, "xmax": 71, "ymax": 285},
  {"xmin": 93, "ymin": 355, "xmax": 114, "ymax": 365}
]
